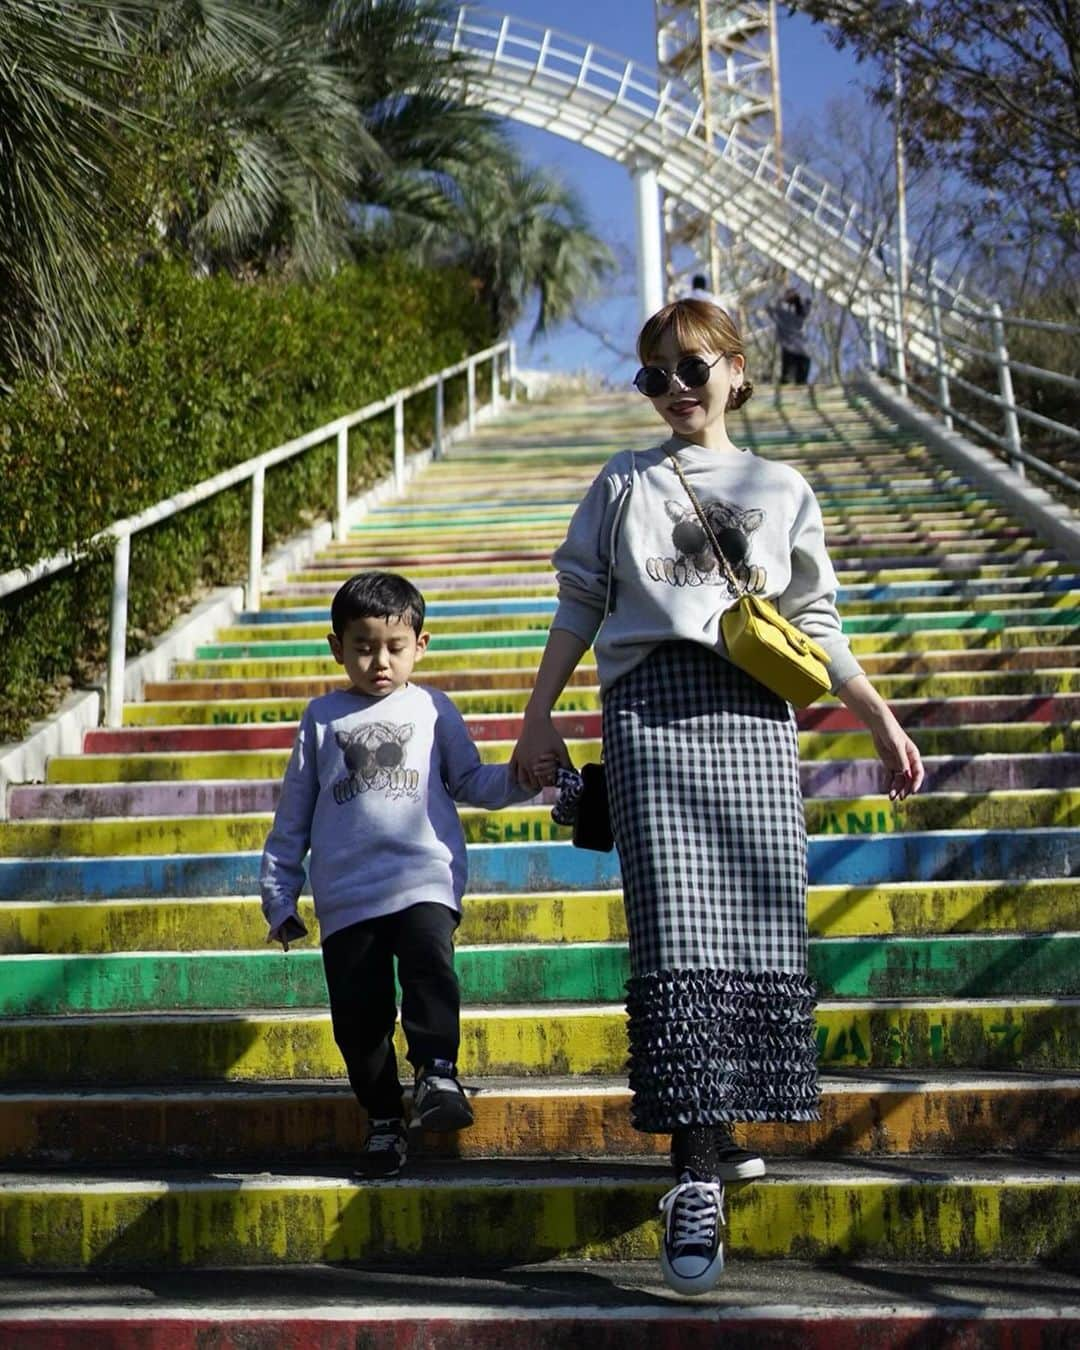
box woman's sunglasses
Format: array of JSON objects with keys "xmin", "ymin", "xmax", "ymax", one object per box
[{"xmin": 633, "ymin": 353, "xmax": 727, "ymax": 398}]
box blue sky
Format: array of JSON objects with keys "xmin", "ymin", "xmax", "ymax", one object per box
[{"xmin": 484, "ymin": 2, "xmax": 869, "ymax": 380}]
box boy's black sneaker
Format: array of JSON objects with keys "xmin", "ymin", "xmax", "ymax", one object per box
[
  {"xmin": 411, "ymin": 1059, "xmax": 474, "ymax": 1132},
  {"xmin": 713, "ymin": 1130, "xmax": 765, "ymax": 1180},
  {"xmin": 672, "ymin": 1129, "xmax": 766, "ymax": 1181},
  {"xmin": 658, "ymin": 1169, "xmax": 726, "ymax": 1295},
  {"xmin": 357, "ymin": 1117, "xmax": 407, "ymax": 1178}
]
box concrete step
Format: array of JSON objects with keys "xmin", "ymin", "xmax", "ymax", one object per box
[
  {"xmin": 4, "ymin": 1074, "xmax": 1077, "ymax": 1166},
  {"xmin": 4, "ymin": 881, "xmax": 1076, "ymax": 955},
  {"xmin": 0, "ymin": 1159, "xmax": 1076, "ymax": 1271},
  {"xmin": 2, "ymin": 997, "xmax": 1077, "ymax": 1084}
]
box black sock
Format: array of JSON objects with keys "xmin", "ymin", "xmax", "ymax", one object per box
[{"xmin": 671, "ymin": 1125, "xmax": 734, "ymax": 1177}]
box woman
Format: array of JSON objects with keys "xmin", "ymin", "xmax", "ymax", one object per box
[{"xmin": 511, "ymin": 299, "xmax": 923, "ymax": 1295}]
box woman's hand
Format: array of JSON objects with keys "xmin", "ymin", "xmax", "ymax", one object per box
[
  {"xmin": 510, "ymin": 712, "xmax": 571, "ymax": 792},
  {"xmin": 835, "ymin": 674, "xmax": 925, "ymax": 801},
  {"xmin": 868, "ymin": 708, "xmax": 925, "ymax": 801}
]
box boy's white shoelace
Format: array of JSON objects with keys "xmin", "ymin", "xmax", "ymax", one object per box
[{"xmin": 658, "ymin": 1177, "xmax": 726, "ymax": 1248}]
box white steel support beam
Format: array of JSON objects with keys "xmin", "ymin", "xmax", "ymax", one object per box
[{"xmin": 633, "ymin": 161, "xmax": 665, "ymax": 323}]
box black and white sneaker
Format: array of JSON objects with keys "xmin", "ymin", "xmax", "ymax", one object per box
[
  {"xmin": 658, "ymin": 1170, "xmax": 726, "ymax": 1295},
  {"xmin": 357, "ymin": 1117, "xmax": 407, "ymax": 1178},
  {"xmin": 411, "ymin": 1059, "xmax": 474, "ymax": 1132},
  {"xmin": 713, "ymin": 1131, "xmax": 766, "ymax": 1180}
]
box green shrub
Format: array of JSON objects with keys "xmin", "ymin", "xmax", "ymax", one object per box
[{"xmin": 0, "ymin": 256, "xmax": 493, "ymax": 741}]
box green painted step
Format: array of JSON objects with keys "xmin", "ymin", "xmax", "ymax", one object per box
[
  {"xmin": 179, "ymin": 623, "xmax": 1080, "ymax": 675},
  {"xmin": 209, "ymin": 593, "xmax": 1080, "ymax": 643},
  {"xmin": 5, "ymin": 934, "xmax": 1078, "ymax": 1015}
]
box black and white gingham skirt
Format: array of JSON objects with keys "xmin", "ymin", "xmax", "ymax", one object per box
[{"xmin": 602, "ymin": 642, "xmax": 819, "ymax": 1130}]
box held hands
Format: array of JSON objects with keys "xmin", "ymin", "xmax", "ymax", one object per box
[
  {"xmin": 510, "ymin": 712, "xmax": 571, "ymax": 792},
  {"xmin": 269, "ymin": 913, "xmax": 308, "ymax": 951}
]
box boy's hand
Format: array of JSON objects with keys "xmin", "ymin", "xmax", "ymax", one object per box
[
  {"xmin": 532, "ymin": 752, "xmax": 562, "ymax": 787},
  {"xmin": 269, "ymin": 914, "xmax": 308, "ymax": 951}
]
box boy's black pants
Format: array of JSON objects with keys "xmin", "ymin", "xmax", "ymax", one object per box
[{"xmin": 321, "ymin": 902, "xmax": 461, "ymax": 1120}]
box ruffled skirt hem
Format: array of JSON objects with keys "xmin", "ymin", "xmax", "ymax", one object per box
[{"xmin": 625, "ymin": 965, "xmax": 820, "ymax": 1131}]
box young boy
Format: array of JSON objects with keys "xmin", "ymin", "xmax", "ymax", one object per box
[{"xmin": 260, "ymin": 570, "xmax": 532, "ymax": 1177}]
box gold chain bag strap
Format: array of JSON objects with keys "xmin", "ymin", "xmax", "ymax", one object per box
[{"xmin": 666, "ymin": 450, "xmax": 831, "ymax": 707}]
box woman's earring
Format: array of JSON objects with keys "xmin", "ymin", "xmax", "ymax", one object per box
[{"xmin": 726, "ymin": 385, "xmax": 742, "ymax": 410}]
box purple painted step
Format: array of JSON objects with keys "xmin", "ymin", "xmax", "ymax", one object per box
[{"xmin": 10, "ymin": 755, "xmax": 1076, "ymax": 820}]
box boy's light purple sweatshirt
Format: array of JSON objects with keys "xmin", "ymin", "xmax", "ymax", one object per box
[{"xmin": 260, "ymin": 683, "xmax": 531, "ymax": 940}]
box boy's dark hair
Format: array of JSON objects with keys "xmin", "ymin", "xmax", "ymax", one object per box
[{"xmin": 331, "ymin": 571, "xmax": 426, "ymax": 638}]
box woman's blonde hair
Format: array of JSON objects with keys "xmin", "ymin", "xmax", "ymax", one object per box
[{"xmin": 636, "ymin": 299, "xmax": 753, "ymax": 410}]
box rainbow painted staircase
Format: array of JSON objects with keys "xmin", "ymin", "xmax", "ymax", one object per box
[{"xmin": 2, "ymin": 388, "xmax": 1079, "ymax": 1344}]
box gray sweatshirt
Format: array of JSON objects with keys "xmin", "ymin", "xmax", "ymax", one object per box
[
  {"xmin": 551, "ymin": 438, "xmax": 863, "ymax": 693},
  {"xmin": 260, "ymin": 683, "xmax": 531, "ymax": 940}
]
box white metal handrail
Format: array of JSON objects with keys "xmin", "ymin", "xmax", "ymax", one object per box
[
  {"xmin": 1, "ymin": 339, "xmax": 513, "ymax": 726},
  {"xmin": 867, "ymin": 281, "xmax": 1079, "ymax": 491},
  {"xmin": 435, "ymin": 7, "xmax": 981, "ymax": 357}
]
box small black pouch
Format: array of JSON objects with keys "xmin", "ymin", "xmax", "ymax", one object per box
[{"xmin": 572, "ymin": 762, "xmax": 614, "ymax": 852}]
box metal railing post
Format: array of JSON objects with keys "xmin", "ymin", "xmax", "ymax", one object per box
[
  {"xmin": 335, "ymin": 426, "xmax": 349, "ymax": 541},
  {"xmin": 248, "ymin": 462, "xmax": 265, "ymax": 611},
  {"xmin": 509, "ymin": 340, "xmax": 517, "ymax": 403},
  {"xmin": 891, "ymin": 275, "xmax": 908, "ymax": 395},
  {"xmin": 394, "ymin": 397, "xmax": 405, "ymax": 491},
  {"xmin": 467, "ymin": 360, "xmax": 476, "ymax": 433},
  {"xmin": 491, "ymin": 353, "xmax": 500, "ymax": 414},
  {"xmin": 434, "ymin": 377, "xmax": 445, "ymax": 459},
  {"xmin": 930, "ymin": 290, "xmax": 953, "ymax": 432},
  {"xmin": 106, "ymin": 534, "xmax": 131, "ymax": 728},
  {"xmin": 867, "ymin": 305, "xmax": 881, "ymax": 371},
  {"xmin": 992, "ymin": 301, "xmax": 1024, "ymax": 477}
]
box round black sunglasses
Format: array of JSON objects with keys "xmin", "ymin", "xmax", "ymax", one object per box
[{"xmin": 632, "ymin": 353, "xmax": 727, "ymax": 398}]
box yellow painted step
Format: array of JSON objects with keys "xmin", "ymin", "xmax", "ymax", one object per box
[
  {"xmin": 5, "ymin": 793, "xmax": 1080, "ymax": 856},
  {"xmin": 3, "ymin": 1000, "xmax": 1077, "ymax": 1083},
  {"xmin": 0, "ymin": 1163, "xmax": 1075, "ymax": 1269},
  {"xmin": 2, "ymin": 880, "xmax": 1075, "ymax": 954}
]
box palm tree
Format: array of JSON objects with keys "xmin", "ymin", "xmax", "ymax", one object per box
[
  {"xmin": 383, "ymin": 147, "xmax": 615, "ymax": 338},
  {"xmin": 0, "ymin": 0, "xmax": 612, "ymax": 377},
  {"xmin": 0, "ymin": 1, "xmax": 142, "ymax": 377}
]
